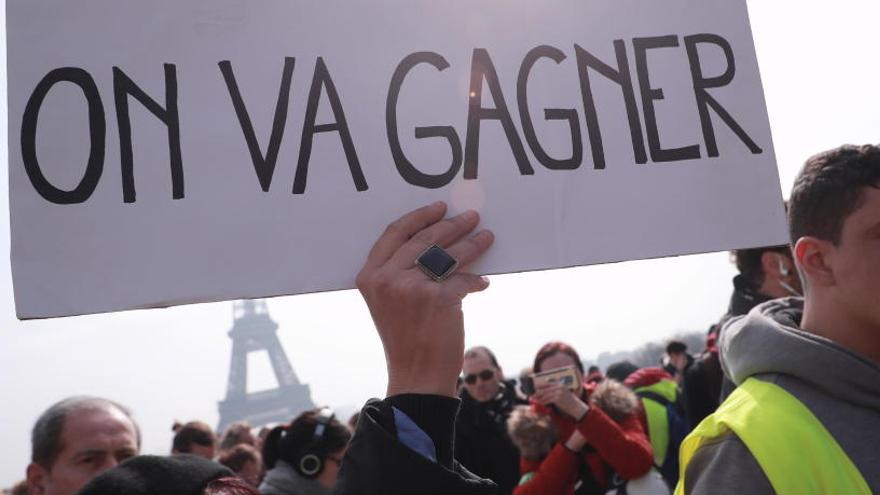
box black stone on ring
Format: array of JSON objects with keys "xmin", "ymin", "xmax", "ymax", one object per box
[{"xmin": 415, "ymin": 244, "xmax": 459, "ymax": 281}]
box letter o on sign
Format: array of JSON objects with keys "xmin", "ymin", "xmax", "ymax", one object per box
[{"xmin": 21, "ymin": 68, "xmax": 106, "ymax": 204}]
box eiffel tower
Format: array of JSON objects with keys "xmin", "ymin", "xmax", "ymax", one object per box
[{"xmin": 217, "ymin": 300, "xmax": 314, "ymax": 432}]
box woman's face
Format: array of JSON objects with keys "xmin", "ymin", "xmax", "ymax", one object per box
[{"xmin": 538, "ymin": 352, "xmax": 584, "ymax": 386}]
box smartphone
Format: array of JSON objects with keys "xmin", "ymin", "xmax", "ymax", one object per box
[{"xmin": 520, "ymin": 365, "xmax": 580, "ymax": 396}]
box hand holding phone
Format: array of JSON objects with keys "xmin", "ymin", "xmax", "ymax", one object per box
[
  {"xmin": 523, "ymin": 366, "xmax": 589, "ymax": 420},
  {"xmin": 521, "ymin": 365, "xmax": 580, "ymax": 396}
]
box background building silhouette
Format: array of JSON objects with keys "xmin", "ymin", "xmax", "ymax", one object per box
[{"xmin": 217, "ymin": 300, "xmax": 314, "ymax": 431}]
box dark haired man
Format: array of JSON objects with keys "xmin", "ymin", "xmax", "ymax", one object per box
[
  {"xmin": 662, "ymin": 341, "xmax": 693, "ymax": 384},
  {"xmin": 682, "ymin": 242, "xmax": 803, "ymax": 428},
  {"xmin": 727, "ymin": 245, "xmax": 802, "ymax": 316},
  {"xmin": 456, "ymin": 346, "xmax": 525, "ymax": 494},
  {"xmin": 677, "ymin": 144, "xmax": 880, "ymax": 493},
  {"xmin": 26, "ymin": 397, "xmax": 140, "ymax": 495}
]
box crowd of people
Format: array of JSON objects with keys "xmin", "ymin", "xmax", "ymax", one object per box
[{"xmin": 4, "ymin": 143, "xmax": 878, "ymax": 494}]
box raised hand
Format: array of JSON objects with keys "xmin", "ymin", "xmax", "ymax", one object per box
[{"xmin": 356, "ymin": 202, "xmax": 495, "ymax": 398}]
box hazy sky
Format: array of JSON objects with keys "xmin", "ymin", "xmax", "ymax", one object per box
[{"xmin": 2, "ymin": 1, "xmax": 878, "ymax": 486}]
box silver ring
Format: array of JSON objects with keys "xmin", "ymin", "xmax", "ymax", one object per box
[{"xmin": 415, "ymin": 244, "xmax": 459, "ymax": 281}]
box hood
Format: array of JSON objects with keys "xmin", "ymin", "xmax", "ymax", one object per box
[
  {"xmin": 624, "ymin": 367, "xmax": 673, "ymax": 390},
  {"xmin": 588, "ymin": 379, "xmax": 639, "ymax": 423},
  {"xmin": 721, "ymin": 297, "xmax": 880, "ymax": 412},
  {"xmin": 625, "ymin": 367, "xmax": 677, "ymax": 403}
]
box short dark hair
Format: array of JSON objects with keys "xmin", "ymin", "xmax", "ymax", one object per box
[
  {"xmin": 262, "ymin": 409, "xmax": 351, "ymax": 471},
  {"xmin": 172, "ymin": 421, "xmax": 216, "ymax": 453},
  {"xmin": 533, "ymin": 342, "xmax": 585, "ymax": 375},
  {"xmin": 789, "ymin": 144, "xmax": 880, "ymax": 245},
  {"xmin": 464, "ymin": 346, "xmax": 500, "ymax": 368},
  {"xmin": 666, "ymin": 341, "xmax": 688, "ymax": 355},
  {"xmin": 31, "ymin": 396, "xmax": 140, "ymax": 469},
  {"xmin": 219, "ymin": 421, "xmax": 255, "ymax": 452},
  {"xmin": 732, "ymin": 246, "xmax": 791, "ymax": 286},
  {"xmin": 218, "ymin": 444, "xmax": 261, "ymax": 473},
  {"xmin": 605, "ymin": 361, "xmax": 639, "ymax": 382},
  {"xmin": 10, "ymin": 480, "xmax": 29, "ymax": 495}
]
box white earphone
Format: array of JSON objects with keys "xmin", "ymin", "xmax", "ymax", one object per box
[{"xmin": 776, "ymin": 254, "xmax": 803, "ymax": 297}]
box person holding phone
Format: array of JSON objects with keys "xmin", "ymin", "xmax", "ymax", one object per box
[
  {"xmin": 333, "ymin": 204, "xmax": 653, "ymax": 495},
  {"xmin": 512, "ymin": 342, "xmax": 654, "ymax": 495}
]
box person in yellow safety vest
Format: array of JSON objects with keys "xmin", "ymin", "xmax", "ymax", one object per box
[
  {"xmin": 676, "ymin": 144, "xmax": 880, "ymax": 495},
  {"xmin": 622, "ymin": 367, "xmax": 688, "ymax": 490}
]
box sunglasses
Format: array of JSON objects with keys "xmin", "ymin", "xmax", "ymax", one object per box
[{"xmin": 463, "ymin": 369, "xmax": 495, "ymax": 385}]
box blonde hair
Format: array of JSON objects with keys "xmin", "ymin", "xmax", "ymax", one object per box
[
  {"xmin": 589, "ymin": 379, "xmax": 639, "ymax": 423},
  {"xmin": 506, "ymin": 406, "xmax": 558, "ymax": 461}
]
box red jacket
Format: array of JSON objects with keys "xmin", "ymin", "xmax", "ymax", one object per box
[{"xmin": 513, "ymin": 385, "xmax": 654, "ymax": 495}]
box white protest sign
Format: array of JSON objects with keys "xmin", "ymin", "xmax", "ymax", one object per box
[{"xmin": 7, "ymin": 0, "xmax": 787, "ymax": 319}]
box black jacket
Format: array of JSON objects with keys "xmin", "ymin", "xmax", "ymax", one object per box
[
  {"xmin": 725, "ymin": 275, "xmax": 775, "ymax": 320},
  {"xmin": 334, "ymin": 396, "xmax": 498, "ymax": 495},
  {"xmin": 682, "ymin": 351, "xmax": 722, "ymax": 429},
  {"xmin": 683, "ymin": 275, "xmax": 774, "ymax": 428},
  {"xmin": 455, "ymin": 382, "xmax": 526, "ymax": 495}
]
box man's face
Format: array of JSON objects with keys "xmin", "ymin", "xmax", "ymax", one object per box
[
  {"xmin": 462, "ymin": 352, "xmax": 502, "ymax": 403},
  {"xmin": 27, "ymin": 406, "xmax": 139, "ymax": 495},
  {"xmin": 668, "ymin": 352, "xmax": 688, "ymax": 371},
  {"xmin": 830, "ymin": 187, "xmax": 880, "ymax": 327}
]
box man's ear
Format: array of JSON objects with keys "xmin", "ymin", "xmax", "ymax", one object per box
[
  {"xmin": 759, "ymin": 251, "xmax": 786, "ymax": 280},
  {"xmin": 26, "ymin": 462, "xmax": 48, "ymax": 495},
  {"xmin": 794, "ymin": 237, "xmax": 835, "ymax": 288}
]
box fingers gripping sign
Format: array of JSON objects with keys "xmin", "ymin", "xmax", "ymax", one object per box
[{"xmin": 356, "ymin": 202, "xmax": 495, "ymax": 398}]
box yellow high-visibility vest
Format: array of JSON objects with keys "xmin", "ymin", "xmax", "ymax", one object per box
[
  {"xmin": 634, "ymin": 379, "xmax": 678, "ymax": 466},
  {"xmin": 675, "ymin": 377, "xmax": 870, "ymax": 495}
]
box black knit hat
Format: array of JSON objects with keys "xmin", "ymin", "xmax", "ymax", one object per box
[
  {"xmin": 605, "ymin": 361, "xmax": 640, "ymax": 383},
  {"xmin": 75, "ymin": 455, "xmax": 232, "ymax": 495}
]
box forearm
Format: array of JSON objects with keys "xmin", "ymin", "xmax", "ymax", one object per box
[
  {"xmin": 513, "ymin": 443, "xmax": 580, "ymax": 495},
  {"xmin": 576, "ymin": 408, "xmax": 653, "ymax": 479}
]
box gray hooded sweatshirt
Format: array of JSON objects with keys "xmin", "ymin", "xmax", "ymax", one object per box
[{"xmin": 683, "ymin": 298, "xmax": 880, "ymax": 494}]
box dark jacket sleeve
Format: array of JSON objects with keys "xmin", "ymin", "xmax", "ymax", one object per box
[{"xmin": 334, "ymin": 398, "xmax": 499, "ymax": 495}]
